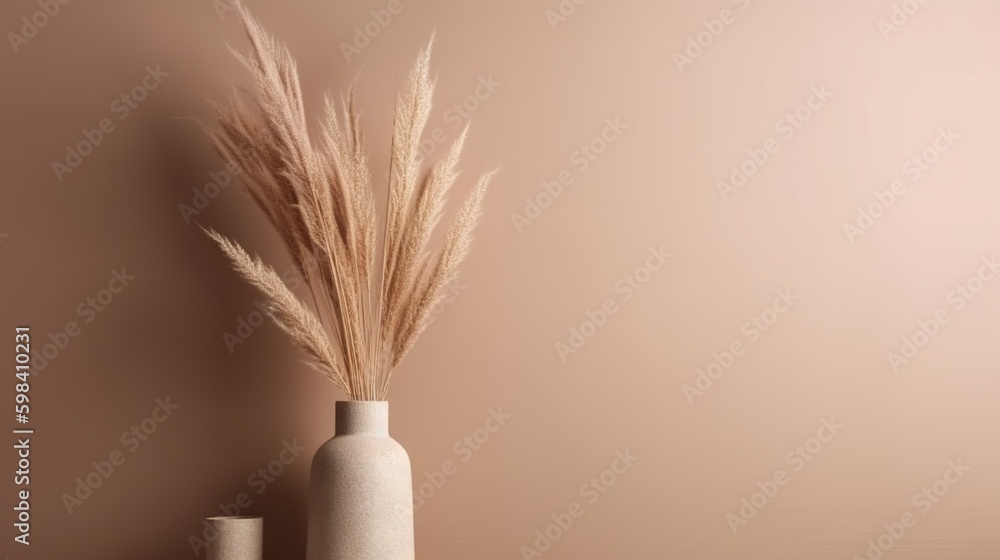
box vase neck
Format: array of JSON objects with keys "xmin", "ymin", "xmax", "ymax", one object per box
[{"xmin": 335, "ymin": 401, "xmax": 389, "ymax": 436}]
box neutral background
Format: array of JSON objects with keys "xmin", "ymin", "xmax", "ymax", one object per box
[{"xmin": 3, "ymin": 0, "xmax": 1000, "ymax": 558}]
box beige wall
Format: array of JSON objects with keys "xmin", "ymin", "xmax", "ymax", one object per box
[{"xmin": 3, "ymin": 0, "xmax": 1000, "ymax": 558}]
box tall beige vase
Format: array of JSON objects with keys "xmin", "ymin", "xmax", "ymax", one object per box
[{"xmin": 306, "ymin": 400, "xmax": 415, "ymax": 560}]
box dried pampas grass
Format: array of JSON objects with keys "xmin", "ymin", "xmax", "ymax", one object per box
[{"xmin": 202, "ymin": 5, "xmax": 495, "ymax": 400}]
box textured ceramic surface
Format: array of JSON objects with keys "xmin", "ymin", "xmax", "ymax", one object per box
[
  {"xmin": 206, "ymin": 516, "xmax": 263, "ymax": 560},
  {"xmin": 306, "ymin": 401, "xmax": 415, "ymax": 560}
]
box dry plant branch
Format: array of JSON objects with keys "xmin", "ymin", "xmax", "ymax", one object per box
[{"xmin": 202, "ymin": 5, "xmax": 495, "ymax": 400}]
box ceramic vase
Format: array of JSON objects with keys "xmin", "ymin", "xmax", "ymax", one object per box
[
  {"xmin": 305, "ymin": 400, "xmax": 415, "ymax": 560},
  {"xmin": 205, "ymin": 516, "xmax": 263, "ymax": 560}
]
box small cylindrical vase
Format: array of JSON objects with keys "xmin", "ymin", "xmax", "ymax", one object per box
[
  {"xmin": 305, "ymin": 401, "xmax": 415, "ymax": 560},
  {"xmin": 206, "ymin": 516, "xmax": 263, "ymax": 560}
]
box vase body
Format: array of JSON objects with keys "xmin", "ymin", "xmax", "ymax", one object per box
[{"xmin": 305, "ymin": 401, "xmax": 415, "ymax": 560}]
